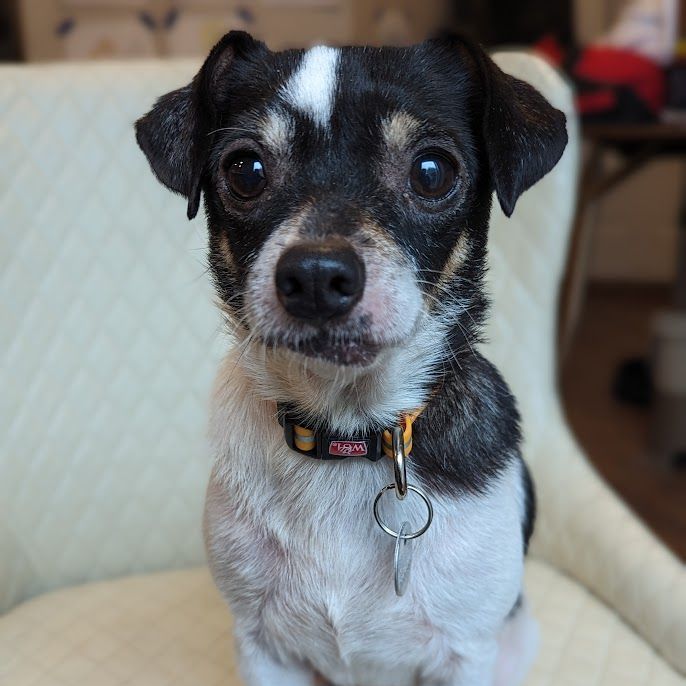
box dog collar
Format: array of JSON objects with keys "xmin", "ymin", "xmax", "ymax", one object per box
[{"xmin": 278, "ymin": 404, "xmax": 422, "ymax": 462}]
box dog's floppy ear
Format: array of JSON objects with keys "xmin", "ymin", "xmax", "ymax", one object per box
[
  {"xmin": 481, "ymin": 57, "xmax": 568, "ymax": 216},
  {"xmin": 135, "ymin": 31, "xmax": 266, "ymax": 219},
  {"xmin": 450, "ymin": 38, "xmax": 568, "ymax": 217}
]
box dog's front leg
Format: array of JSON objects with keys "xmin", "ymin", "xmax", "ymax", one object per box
[
  {"xmin": 236, "ymin": 632, "xmax": 316, "ymax": 686},
  {"xmin": 422, "ymin": 641, "xmax": 498, "ymax": 686},
  {"xmin": 457, "ymin": 642, "xmax": 499, "ymax": 686}
]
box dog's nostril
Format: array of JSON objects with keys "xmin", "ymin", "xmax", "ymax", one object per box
[
  {"xmin": 275, "ymin": 242, "xmax": 365, "ymax": 322},
  {"xmin": 330, "ymin": 275, "xmax": 356, "ymax": 296},
  {"xmin": 279, "ymin": 276, "xmax": 301, "ymax": 297}
]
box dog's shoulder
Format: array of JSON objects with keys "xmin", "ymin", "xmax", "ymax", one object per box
[{"xmin": 412, "ymin": 351, "xmax": 522, "ymax": 496}]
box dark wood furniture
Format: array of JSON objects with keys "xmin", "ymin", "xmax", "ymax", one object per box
[{"xmin": 560, "ymin": 121, "xmax": 686, "ymax": 352}]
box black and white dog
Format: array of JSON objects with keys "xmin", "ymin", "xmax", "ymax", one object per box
[{"xmin": 136, "ymin": 31, "xmax": 567, "ymax": 686}]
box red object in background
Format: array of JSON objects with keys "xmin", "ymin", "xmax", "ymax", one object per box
[
  {"xmin": 534, "ymin": 34, "xmax": 565, "ymax": 67},
  {"xmin": 574, "ymin": 46, "xmax": 666, "ymax": 115},
  {"xmin": 577, "ymin": 89, "xmax": 618, "ymax": 115}
]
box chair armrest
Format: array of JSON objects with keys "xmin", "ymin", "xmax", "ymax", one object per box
[{"xmin": 529, "ymin": 404, "xmax": 686, "ymax": 675}]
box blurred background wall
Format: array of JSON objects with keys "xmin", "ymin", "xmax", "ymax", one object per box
[
  {"xmin": 576, "ymin": 0, "xmax": 680, "ymax": 285},
  {"xmin": 11, "ymin": 0, "xmax": 446, "ymax": 59}
]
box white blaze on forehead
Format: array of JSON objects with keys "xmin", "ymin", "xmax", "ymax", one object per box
[{"xmin": 281, "ymin": 46, "xmax": 340, "ymax": 128}]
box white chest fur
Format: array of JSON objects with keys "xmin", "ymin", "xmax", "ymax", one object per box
[{"xmin": 205, "ymin": 355, "xmax": 528, "ymax": 686}]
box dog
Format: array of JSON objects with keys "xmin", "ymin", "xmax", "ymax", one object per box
[{"xmin": 136, "ymin": 31, "xmax": 567, "ymax": 686}]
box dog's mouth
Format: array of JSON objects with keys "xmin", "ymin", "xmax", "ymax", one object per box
[
  {"xmin": 292, "ymin": 335, "xmax": 383, "ymax": 366},
  {"xmin": 263, "ymin": 332, "xmax": 386, "ymax": 367}
]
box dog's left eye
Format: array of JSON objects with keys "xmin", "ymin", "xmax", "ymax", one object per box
[
  {"xmin": 225, "ymin": 154, "xmax": 267, "ymax": 199},
  {"xmin": 409, "ymin": 153, "xmax": 456, "ymax": 200}
]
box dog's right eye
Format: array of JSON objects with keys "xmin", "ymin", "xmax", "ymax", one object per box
[
  {"xmin": 225, "ymin": 154, "xmax": 267, "ymax": 199},
  {"xmin": 409, "ymin": 152, "xmax": 456, "ymax": 200}
]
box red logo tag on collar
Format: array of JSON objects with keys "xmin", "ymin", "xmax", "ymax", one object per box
[{"xmin": 329, "ymin": 440, "xmax": 368, "ymax": 457}]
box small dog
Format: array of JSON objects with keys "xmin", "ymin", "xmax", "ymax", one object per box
[{"xmin": 136, "ymin": 31, "xmax": 567, "ymax": 686}]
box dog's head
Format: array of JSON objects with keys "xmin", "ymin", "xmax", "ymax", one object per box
[{"xmin": 136, "ymin": 32, "xmax": 566, "ymax": 429}]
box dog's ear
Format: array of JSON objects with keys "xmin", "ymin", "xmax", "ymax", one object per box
[
  {"xmin": 478, "ymin": 50, "xmax": 567, "ymax": 217},
  {"xmin": 135, "ymin": 31, "xmax": 266, "ymax": 219},
  {"xmin": 480, "ymin": 55, "xmax": 567, "ymax": 216},
  {"xmin": 439, "ymin": 36, "xmax": 568, "ymax": 217}
]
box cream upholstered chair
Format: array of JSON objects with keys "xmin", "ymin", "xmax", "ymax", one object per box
[{"xmin": 0, "ymin": 53, "xmax": 684, "ymax": 686}]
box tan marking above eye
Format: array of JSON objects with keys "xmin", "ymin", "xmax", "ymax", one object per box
[
  {"xmin": 381, "ymin": 111, "xmax": 421, "ymax": 151},
  {"xmin": 259, "ymin": 109, "xmax": 294, "ymax": 155}
]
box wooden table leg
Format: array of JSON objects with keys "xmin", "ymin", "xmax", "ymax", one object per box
[
  {"xmin": 558, "ymin": 142, "xmax": 661, "ymax": 364},
  {"xmin": 676, "ymin": 165, "xmax": 686, "ymax": 310}
]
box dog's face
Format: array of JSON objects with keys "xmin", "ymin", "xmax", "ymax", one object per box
[{"xmin": 136, "ymin": 32, "xmax": 566, "ymax": 426}]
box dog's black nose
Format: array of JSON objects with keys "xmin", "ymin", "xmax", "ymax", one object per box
[{"xmin": 275, "ymin": 243, "xmax": 365, "ymax": 321}]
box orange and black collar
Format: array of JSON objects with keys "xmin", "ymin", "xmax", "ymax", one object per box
[{"xmin": 278, "ymin": 404, "xmax": 422, "ymax": 462}]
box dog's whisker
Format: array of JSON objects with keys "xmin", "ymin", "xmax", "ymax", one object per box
[{"xmin": 206, "ymin": 126, "xmax": 256, "ymax": 137}]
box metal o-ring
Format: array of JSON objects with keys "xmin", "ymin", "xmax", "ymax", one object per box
[
  {"xmin": 392, "ymin": 425, "xmax": 408, "ymax": 500},
  {"xmin": 373, "ymin": 484, "xmax": 434, "ymax": 540}
]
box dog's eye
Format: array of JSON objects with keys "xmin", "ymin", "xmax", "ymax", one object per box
[
  {"xmin": 225, "ymin": 154, "xmax": 267, "ymax": 199},
  {"xmin": 409, "ymin": 153, "xmax": 456, "ymax": 200}
]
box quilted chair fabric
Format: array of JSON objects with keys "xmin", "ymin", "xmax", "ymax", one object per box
[
  {"xmin": 0, "ymin": 53, "xmax": 684, "ymax": 685},
  {"xmin": 2, "ymin": 563, "xmax": 684, "ymax": 686}
]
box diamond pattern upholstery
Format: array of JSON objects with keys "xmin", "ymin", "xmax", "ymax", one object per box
[
  {"xmin": 0, "ymin": 53, "xmax": 684, "ymax": 684},
  {"xmin": 1, "ymin": 562, "xmax": 684, "ymax": 686},
  {"xmin": 0, "ymin": 61, "xmax": 223, "ymax": 610}
]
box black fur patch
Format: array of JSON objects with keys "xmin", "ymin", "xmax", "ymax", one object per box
[
  {"xmin": 411, "ymin": 352, "xmax": 522, "ymax": 495},
  {"xmin": 521, "ymin": 458, "xmax": 536, "ymax": 553},
  {"xmin": 506, "ymin": 593, "xmax": 523, "ymax": 620}
]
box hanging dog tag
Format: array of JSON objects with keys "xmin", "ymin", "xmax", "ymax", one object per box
[
  {"xmin": 394, "ymin": 521, "xmax": 413, "ymax": 596},
  {"xmin": 373, "ymin": 483, "xmax": 433, "ymax": 596},
  {"xmin": 373, "ymin": 425, "xmax": 433, "ymax": 596}
]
